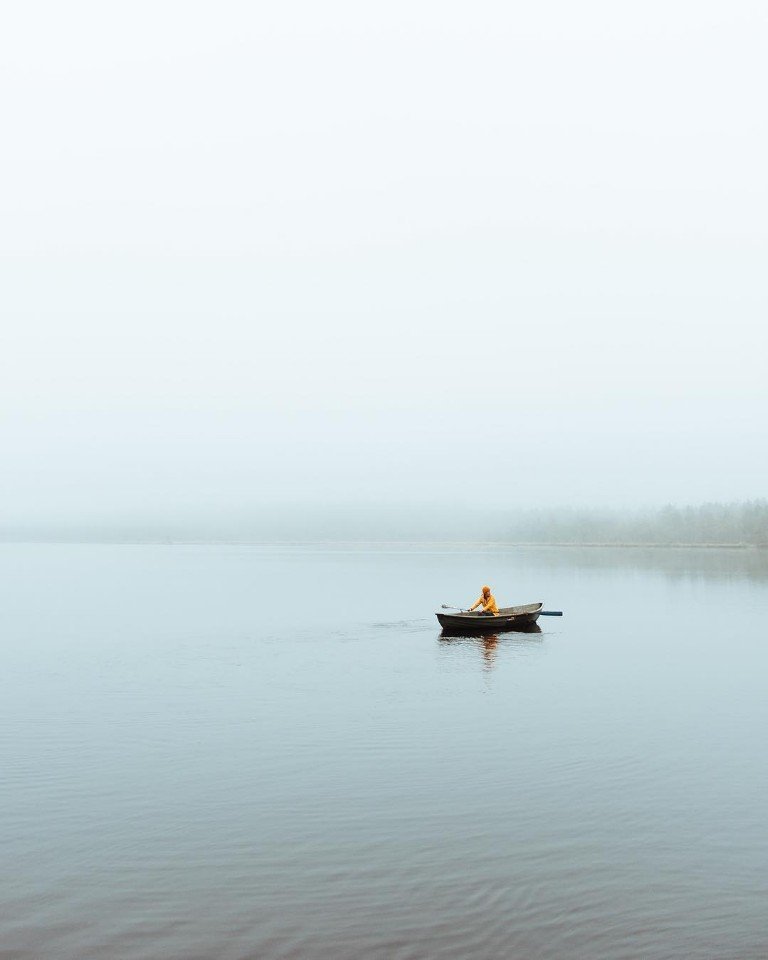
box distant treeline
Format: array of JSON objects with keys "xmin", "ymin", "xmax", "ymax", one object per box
[
  {"xmin": 507, "ymin": 500, "xmax": 768, "ymax": 546},
  {"xmin": 4, "ymin": 500, "xmax": 768, "ymax": 545}
]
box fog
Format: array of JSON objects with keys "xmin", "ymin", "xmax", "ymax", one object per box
[{"xmin": 2, "ymin": 0, "xmax": 767, "ymax": 537}]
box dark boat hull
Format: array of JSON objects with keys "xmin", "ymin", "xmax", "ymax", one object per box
[{"xmin": 436, "ymin": 602, "xmax": 543, "ymax": 635}]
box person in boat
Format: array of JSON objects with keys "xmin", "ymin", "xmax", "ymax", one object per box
[{"xmin": 469, "ymin": 585, "xmax": 499, "ymax": 616}]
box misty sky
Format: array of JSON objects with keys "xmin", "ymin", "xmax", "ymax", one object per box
[{"xmin": 2, "ymin": 0, "xmax": 767, "ymax": 527}]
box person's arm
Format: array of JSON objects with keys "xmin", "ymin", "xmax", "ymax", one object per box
[{"xmin": 468, "ymin": 596, "xmax": 482, "ymax": 611}]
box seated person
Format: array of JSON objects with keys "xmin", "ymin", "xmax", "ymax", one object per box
[{"xmin": 469, "ymin": 585, "xmax": 499, "ymax": 616}]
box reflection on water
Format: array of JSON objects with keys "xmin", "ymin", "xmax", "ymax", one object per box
[
  {"xmin": 1, "ymin": 543, "xmax": 767, "ymax": 960},
  {"xmin": 439, "ymin": 625, "xmax": 543, "ymax": 671},
  {"xmin": 475, "ymin": 543, "xmax": 768, "ymax": 584},
  {"xmin": 440, "ymin": 632, "xmax": 500, "ymax": 670},
  {"xmin": 482, "ymin": 634, "xmax": 497, "ymax": 668},
  {"xmin": 448, "ymin": 633, "xmax": 502, "ymax": 671}
]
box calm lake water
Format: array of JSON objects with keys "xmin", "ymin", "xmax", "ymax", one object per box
[{"xmin": 2, "ymin": 543, "xmax": 767, "ymax": 960}]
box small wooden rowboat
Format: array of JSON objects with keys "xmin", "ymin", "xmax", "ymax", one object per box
[{"xmin": 436, "ymin": 602, "xmax": 543, "ymax": 634}]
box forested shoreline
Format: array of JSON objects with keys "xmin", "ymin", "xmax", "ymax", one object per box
[
  {"xmin": 3, "ymin": 500, "xmax": 768, "ymax": 545},
  {"xmin": 506, "ymin": 501, "xmax": 768, "ymax": 546}
]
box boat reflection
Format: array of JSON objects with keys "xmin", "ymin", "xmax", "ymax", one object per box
[
  {"xmin": 481, "ymin": 634, "xmax": 498, "ymax": 669},
  {"xmin": 438, "ymin": 621, "xmax": 542, "ymax": 639},
  {"xmin": 438, "ymin": 623, "xmax": 542, "ymax": 671}
]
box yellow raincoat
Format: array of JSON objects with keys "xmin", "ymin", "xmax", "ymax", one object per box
[{"xmin": 469, "ymin": 591, "xmax": 499, "ymax": 614}]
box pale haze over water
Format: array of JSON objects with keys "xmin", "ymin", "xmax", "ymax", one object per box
[{"xmin": 2, "ymin": 0, "xmax": 767, "ymax": 534}]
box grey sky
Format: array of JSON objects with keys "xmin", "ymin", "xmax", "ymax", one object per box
[{"xmin": 2, "ymin": 0, "xmax": 766, "ymax": 527}]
